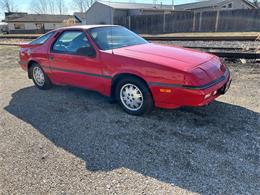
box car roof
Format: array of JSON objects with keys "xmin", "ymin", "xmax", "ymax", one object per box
[{"xmin": 55, "ymin": 25, "xmax": 119, "ymax": 31}]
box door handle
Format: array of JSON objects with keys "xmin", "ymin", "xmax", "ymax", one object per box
[{"xmin": 49, "ymin": 56, "xmax": 54, "ymax": 61}]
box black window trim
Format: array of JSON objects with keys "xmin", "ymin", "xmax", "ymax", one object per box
[{"xmin": 50, "ymin": 29, "xmax": 96, "ymax": 58}]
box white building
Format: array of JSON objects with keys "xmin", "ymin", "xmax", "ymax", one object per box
[
  {"xmin": 3, "ymin": 13, "xmax": 80, "ymax": 34},
  {"xmin": 0, "ymin": 22, "xmax": 8, "ymax": 33},
  {"xmin": 85, "ymin": 0, "xmax": 257, "ymax": 25},
  {"xmin": 86, "ymin": 1, "xmax": 175, "ymax": 25},
  {"xmin": 175, "ymin": 0, "xmax": 257, "ymax": 11}
]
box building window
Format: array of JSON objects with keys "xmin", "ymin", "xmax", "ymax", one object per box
[
  {"xmin": 241, "ymin": 3, "xmax": 249, "ymax": 9},
  {"xmin": 222, "ymin": 3, "xmax": 232, "ymax": 9},
  {"xmin": 35, "ymin": 23, "xmax": 43, "ymax": 30},
  {"xmin": 14, "ymin": 23, "xmax": 25, "ymax": 30}
]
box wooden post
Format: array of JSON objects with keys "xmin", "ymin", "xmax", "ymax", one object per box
[
  {"xmin": 128, "ymin": 16, "xmax": 131, "ymax": 29},
  {"xmin": 215, "ymin": 10, "xmax": 220, "ymax": 32},
  {"xmin": 199, "ymin": 12, "xmax": 202, "ymax": 32},
  {"xmin": 192, "ymin": 11, "xmax": 196, "ymax": 32},
  {"xmin": 111, "ymin": 9, "xmax": 114, "ymax": 25},
  {"xmin": 163, "ymin": 12, "xmax": 166, "ymax": 33}
]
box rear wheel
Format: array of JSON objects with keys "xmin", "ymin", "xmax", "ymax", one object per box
[
  {"xmin": 30, "ymin": 63, "xmax": 52, "ymax": 90},
  {"xmin": 115, "ymin": 77, "xmax": 154, "ymax": 115}
]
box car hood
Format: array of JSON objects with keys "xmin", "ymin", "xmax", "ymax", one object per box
[{"xmin": 113, "ymin": 43, "xmax": 214, "ymax": 71}]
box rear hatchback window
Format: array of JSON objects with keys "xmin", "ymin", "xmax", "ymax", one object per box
[{"xmin": 30, "ymin": 32, "xmax": 55, "ymax": 45}]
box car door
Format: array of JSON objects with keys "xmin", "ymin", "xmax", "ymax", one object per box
[{"xmin": 49, "ymin": 30, "xmax": 107, "ymax": 94}]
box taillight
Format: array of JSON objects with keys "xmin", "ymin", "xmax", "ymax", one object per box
[
  {"xmin": 19, "ymin": 48, "xmax": 23, "ymax": 56},
  {"xmin": 27, "ymin": 49, "xmax": 32, "ymax": 56},
  {"xmin": 219, "ymin": 58, "xmax": 226, "ymax": 72},
  {"xmin": 19, "ymin": 48, "xmax": 26, "ymax": 56},
  {"xmin": 220, "ymin": 63, "xmax": 226, "ymax": 72}
]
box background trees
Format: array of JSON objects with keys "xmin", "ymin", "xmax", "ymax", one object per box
[{"xmin": 0, "ymin": 0, "xmax": 17, "ymax": 12}]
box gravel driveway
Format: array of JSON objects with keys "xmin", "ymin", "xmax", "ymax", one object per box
[{"xmin": 0, "ymin": 46, "xmax": 259, "ymax": 194}]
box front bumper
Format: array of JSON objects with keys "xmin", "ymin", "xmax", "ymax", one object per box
[
  {"xmin": 149, "ymin": 69, "xmax": 231, "ymax": 109},
  {"xmin": 218, "ymin": 78, "xmax": 231, "ymax": 95}
]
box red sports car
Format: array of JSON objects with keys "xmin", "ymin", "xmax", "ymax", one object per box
[{"xmin": 19, "ymin": 25, "xmax": 231, "ymax": 115}]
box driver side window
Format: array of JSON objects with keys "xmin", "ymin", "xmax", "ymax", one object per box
[{"xmin": 52, "ymin": 30, "xmax": 96, "ymax": 57}]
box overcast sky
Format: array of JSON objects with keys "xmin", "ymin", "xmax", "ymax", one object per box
[{"xmin": 0, "ymin": 0, "xmax": 198, "ymax": 20}]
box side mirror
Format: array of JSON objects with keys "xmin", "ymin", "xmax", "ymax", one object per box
[
  {"xmin": 76, "ymin": 46, "xmax": 96, "ymax": 58},
  {"xmin": 86, "ymin": 47, "xmax": 96, "ymax": 58}
]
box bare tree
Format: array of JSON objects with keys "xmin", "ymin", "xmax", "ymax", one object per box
[
  {"xmin": 0, "ymin": 0, "xmax": 17, "ymax": 12},
  {"xmin": 48, "ymin": 0, "xmax": 56, "ymax": 14},
  {"xmin": 72, "ymin": 0, "xmax": 95, "ymax": 12},
  {"xmin": 86, "ymin": 0, "xmax": 95, "ymax": 8},
  {"xmin": 253, "ymin": 0, "xmax": 259, "ymax": 7},
  {"xmin": 72, "ymin": 0, "xmax": 87, "ymax": 12},
  {"xmin": 30, "ymin": 0, "xmax": 48, "ymax": 14},
  {"xmin": 30, "ymin": 0, "xmax": 68, "ymax": 14},
  {"xmin": 55, "ymin": 0, "xmax": 67, "ymax": 15}
]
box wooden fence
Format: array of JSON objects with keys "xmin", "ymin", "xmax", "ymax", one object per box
[{"xmin": 114, "ymin": 9, "xmax": 260, "ymax": 34}]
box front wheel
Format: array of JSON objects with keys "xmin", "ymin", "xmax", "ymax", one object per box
[
  {"xmin": 115, "ymin": 77, "xmax": 154, "ymax": 115},
  {"xmin": 30, "ymin": 63, "xmax": 52, "ymax": 90}
]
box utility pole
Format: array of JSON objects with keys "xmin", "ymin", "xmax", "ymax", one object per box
[{"xmin": 172, "ymin": 0, "xmax": 174, "ymax": 10}]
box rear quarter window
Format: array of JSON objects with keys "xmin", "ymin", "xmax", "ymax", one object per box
[{"xmin": 30, "ymin": 32, "xmax": 55, "ymax": 45}]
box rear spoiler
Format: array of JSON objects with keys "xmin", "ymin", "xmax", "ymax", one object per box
[
  {"xmin": 19, "ymin": 42, "xmax": 31, "ymax": 48},
  {"xmin": 19, "ymin": 42, "xmax": 41, "ymax": 48}
]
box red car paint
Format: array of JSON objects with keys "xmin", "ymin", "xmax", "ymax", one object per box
[{"xmin": 19, "ymin": 25, "xmax": 231, "ymax": 109}]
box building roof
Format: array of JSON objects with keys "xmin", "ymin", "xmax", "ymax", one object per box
[
  {"xmin": 92, "ymin": 0, "xmax": 257, "ymax": 12},
  {"xmin": 6, "ymin": 14, "xmax": 76, "ymax": 23},
  {"xmin": 175, "ymin": 0, "xmax": 225, "ymax": 10},
  {"xmin": 74, "ymin": 12, "xmax": 87, "ymax": 22},
  {"xmin": 74, "ymin": 12, "xmax": 87, "ymax": 19},
  {"xmin": 0, "ymin": 22, "xmax": 7, "ymax": 25},
  {"xmin": 175, "ymin": 0, "xmax": 257, "ymax": 10},
  {"xmin": 97, "ymin": 1, "xmax": 174, "ymax": 10},
  {"xmin": 3, "ymin": 12, "xmax": 28, "ymax": 22}
]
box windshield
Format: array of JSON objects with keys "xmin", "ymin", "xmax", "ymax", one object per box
[{"xmin": 88, "ymin": 26, "xmax": 148, "ymax": 50}]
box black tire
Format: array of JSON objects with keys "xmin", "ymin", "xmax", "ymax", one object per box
[
  {"xmin": 30, "ymin": 63, "xmax": 52, "ymax": 90},
  {"xmin": 115, "ymin": 77, "xmax": 154, "ymax": 115}
]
